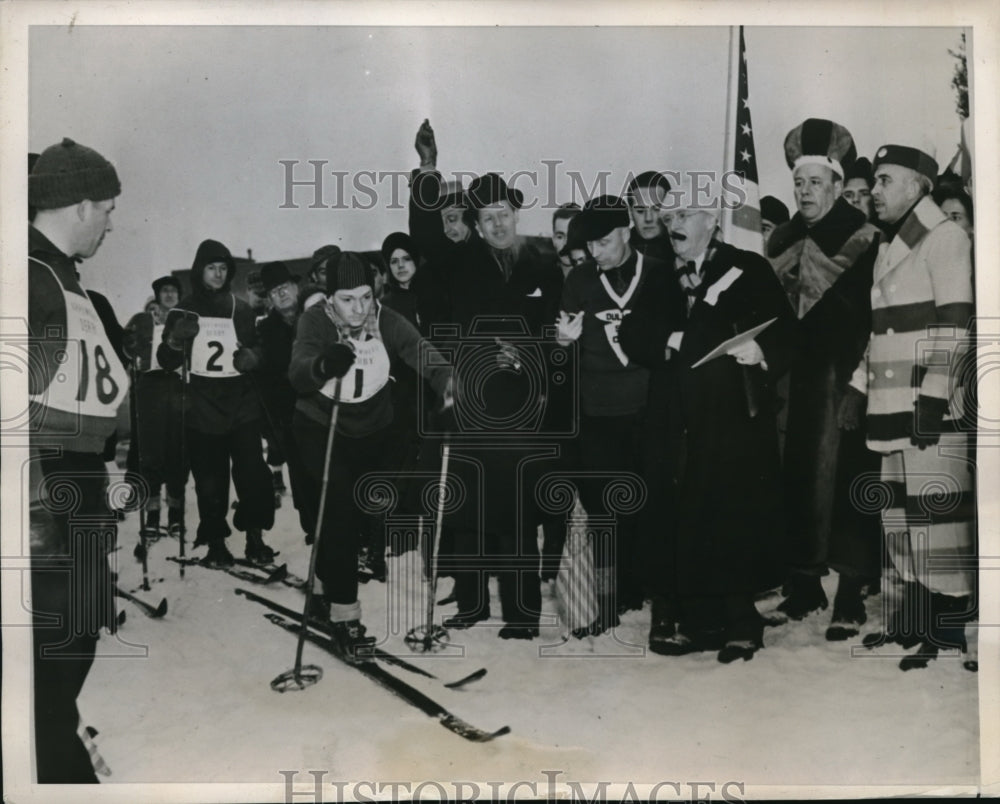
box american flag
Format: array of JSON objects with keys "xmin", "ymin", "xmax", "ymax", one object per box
[{"xmin": 721, "ymin": 26, "xmax": 764, "ymax": 255}]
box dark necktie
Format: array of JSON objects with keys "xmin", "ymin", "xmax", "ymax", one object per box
[{"xmin": 676, "ymin": 260, "xmax": 703, "ymax": 310}]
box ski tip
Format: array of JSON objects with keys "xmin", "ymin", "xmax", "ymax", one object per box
[
  {"xmin": 443, "ymin": 667, "xmax": 488, "ymax": 689},
  {"xmin": 153, "ymin": 598, "xmax": 168, "ymax": 618}
]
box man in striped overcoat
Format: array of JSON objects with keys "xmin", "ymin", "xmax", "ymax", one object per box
[{"xmin": 842, "ymin": 142, "xmax": 976, "ymax": 670}]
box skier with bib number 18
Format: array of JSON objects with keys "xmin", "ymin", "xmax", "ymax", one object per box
[{"xmin": 157, "ymin": 239, "xmax": 276, "ymax": 567}]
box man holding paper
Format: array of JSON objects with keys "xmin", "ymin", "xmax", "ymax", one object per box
[{"xmin": 618, "ymin": 173, "xmax": 798, "ymax": 663}]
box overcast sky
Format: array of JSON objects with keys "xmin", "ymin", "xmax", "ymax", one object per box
[{"xmin": 27, "ymin": 25, "xmax": 967, "ymax": 319}]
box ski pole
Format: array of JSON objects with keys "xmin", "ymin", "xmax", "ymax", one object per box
[
  {"xmin": 177, "ymin": 355, "xmax": 189, "ymax": 577},
  {"xmin": 271, "ymin": 377, "xmax": 342, "ymax": 692},
  {"xmin": 406, "ymin": 431, "xmax": 451, "ymax": 652},
  {"xmin": 128, "ymin": 358, "xmax": 151, "ymax": 592}
]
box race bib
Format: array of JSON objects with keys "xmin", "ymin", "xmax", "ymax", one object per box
[
  {"xmin": 28, "ymin": 258, "xmax": 128, "ymax": 418},
  {"xmin": 319, "ymin": 335, "xmax": 391, "ymax": 403},
  {"xmin": 190, "ymin": 316, "xmax": 240, "ymax": 378}
]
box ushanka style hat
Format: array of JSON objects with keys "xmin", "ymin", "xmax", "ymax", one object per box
[{"xmin": 784, "ymin": 118, "xmax": 857, "ymax": 179}]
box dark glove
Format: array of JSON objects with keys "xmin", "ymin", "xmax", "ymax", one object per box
[
  {"xmin": 911, "ymin": 394, "xmax": 948, "ymax": 449},
  {"xmin": 167, "ymin": 316, "xmax": 200, "ymax": 350},
  {"xmin": 122, "ymin": 330, "xmax": 149, "ymax": 360},
  {"xmin": 837, "ymin": 385, "xmax": 866, "ymax": 431},
  {"xmin": 314, "ymin": 342, "xmax": 355, "ymax": 380},
  {"xmin": 233, "ymin": 348, "xmax": 260, "ymax": 373}
]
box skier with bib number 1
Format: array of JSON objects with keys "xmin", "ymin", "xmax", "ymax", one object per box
[{"xmin": 157, "ymin": 239, "xmax": 276, "ymax": 567}]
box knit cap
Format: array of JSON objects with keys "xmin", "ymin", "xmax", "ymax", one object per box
[
  {"xmin": 29, "ymin": 137, "xmax": 121, "ymax": 210},
  {"xmin": 326, "ymin": 252, "xmax": 375, "ymax": 295}
]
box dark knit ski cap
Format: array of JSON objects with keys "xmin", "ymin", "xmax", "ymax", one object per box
[
  {"xmin": 261, "ymin": 261, "xmax": 297, "ymax": 292},
  {"xmin": 29, "ymin": 137, "xmax": 121, "ymax": 210},
  {"xmin": 381, "ymin": 232, "xmax": 420, "ymax": 266},
  {"xmin": 844, "ymin": 156, "xmax": 874, "ymax": 187},
  {"xmin": 760, "ymin": 196, "xmax": 790, "ymax": 225},
  {"xmin": 625, "ymin": 171, "xmax": 672, "ymax": 204},
  {"xmin": 151, "ymin": 275, "xmax": 181, "ymax": 299},
  {"xmin": 467, "ymin": 172, "xmax": 524, "ymax": 211},
  {"xmin": 326, "ymin": 251, "xmax": 374, "ymax": 295},
  {"xmin": 873, "ymin": 144, "xmax": 938, "ymax": 184},
  {"xmin": 576, "ymin": 195, "xmax": 630, "ymax": 242},
  {"xmin": 784, "ymin": 118, "xmax": 857, "ymax": 179}
]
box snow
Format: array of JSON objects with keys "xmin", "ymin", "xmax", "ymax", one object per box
[{"xmin": 75, "ymin": 473, "xmax": 980, "ymax": 799}]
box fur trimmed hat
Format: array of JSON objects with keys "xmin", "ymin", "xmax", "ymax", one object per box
[{"xmin": 784, "ymin": 119, "xmax": 857, "ymax": 179}]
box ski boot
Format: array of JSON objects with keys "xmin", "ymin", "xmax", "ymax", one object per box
[
  {"xmin": 329, "ymin": 619, "xmax": 376, "ymax": 663},
  {"xmin": 202, "ymin": 539, "xmax": 235, "ymax": 568},
  {"xmin": 141, "ymin": 508, "xmax": 162, "ymax": 542},
  {"xmin": 167, "ymin": 506, "xmax": 185, "ymax": 538},
  {"xmin": 244, "ymin": 528, "xmax": 275, "ymax": 565}
]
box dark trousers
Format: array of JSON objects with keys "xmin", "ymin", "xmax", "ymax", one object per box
[
  {"xmin": 677, "ymin": 593, "xmax": 762, "ymax": 644},
  {"xmin": 275, "ymin": 421, "xmax": 317, "ymax": 537},
  {"xmin": 293, "ymin": 413, "xmax": 389, "ymax": 605},
  {"xmin": 187, "ymin": 421, "xmax": 275, "ymax": 544},
  {"xmin": 450, "ymin": 524, "xmax": 543, "ymax": 628},
  {"xmin": 576, "ymin": 412, "xmax": 645, "ymax": 605},
  {"xmin": 127, "ymin": 371, "xmax": 188, "ymax": 510},
  {"xmin": 31, "ymin": 451, "xmax": 116, "ymax": 783}
]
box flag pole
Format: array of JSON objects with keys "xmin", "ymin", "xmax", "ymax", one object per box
[{"xmin": 722, "ymin": 25, "xmax": 739, "ymax": 237}]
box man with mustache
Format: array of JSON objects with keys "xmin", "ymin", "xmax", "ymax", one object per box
[
  {"xmin": 619, "ymin": 173, "xmax": 798, "ymax": 662},
  {"xmin": 851, "ymin": 141, "xmax": 976, "ymax": 670},
  {"xmin": 766, "ymin": 118, "xmax": 882, "ymax": 639}
]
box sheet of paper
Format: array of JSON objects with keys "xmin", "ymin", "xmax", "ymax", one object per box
[{"xmin": 690, "ymin": 316, "xmax": 777, "ymax": 368}]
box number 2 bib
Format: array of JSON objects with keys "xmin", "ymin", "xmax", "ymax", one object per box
[
  {"xmin": 319, "ymin": 334, "xmax": 391, "ymax": 403},
  {"xmin": 28, "ymin": 257, "xmax": 128, "ymax": 418},
  {"xmin": 189, "ymin": 310, "xmax": 240, "ymax": 378}
]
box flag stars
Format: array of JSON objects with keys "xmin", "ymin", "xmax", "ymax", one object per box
[
  {"xmin": 741, "ymin": 123, "xmax": 751, "ymax": 136},
  {"xmin": 740, "ymin": 149, "xmax": 752, "ymax": 163}
]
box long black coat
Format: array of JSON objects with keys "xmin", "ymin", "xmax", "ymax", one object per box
[
  {"xmin": 619, "ymin": 241, "xmax": 799, "ymax": 597},
  {"xmin": 437, "ymin": 236, "xmax": 564, "ymax": 537},
  {"xmin": 767, "ymin": 199, "xmax": 882, "ymax": 575}
]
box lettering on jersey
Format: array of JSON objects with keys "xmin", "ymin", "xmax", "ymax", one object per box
[{"xmin": 593, "ymin": 308, "xmax": 632, "ymax": 366}]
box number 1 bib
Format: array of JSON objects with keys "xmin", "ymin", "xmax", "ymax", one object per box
[
  {"xmin": 319, "ymin": 334, "xmax": 391, "ymax": 403},
  {"xmin": 190, "ymin": 312, "xmax": 240, "ymax": 378}
]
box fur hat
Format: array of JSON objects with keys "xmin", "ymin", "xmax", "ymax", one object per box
[{"xmin": 784, "ymin": 118, "xmax": 857, "ymax": 179}]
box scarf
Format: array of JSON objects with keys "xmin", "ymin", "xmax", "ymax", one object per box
[{"xmin": 323, "ymin": 297, "xmax": 381, "ymax": 343}]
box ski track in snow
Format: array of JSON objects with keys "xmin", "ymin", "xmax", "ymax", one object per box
[{"xmin": 82, "ymin": 476, "xmax": 979, "ymax": 789}]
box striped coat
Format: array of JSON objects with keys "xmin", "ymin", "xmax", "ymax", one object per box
[{"xmin": 849, "ymin": 195, "xmax": 975, "ymax": 595}]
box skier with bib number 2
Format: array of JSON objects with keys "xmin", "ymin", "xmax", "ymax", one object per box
[{"xmin": 157, "ymin": 239, "xmax": 276, "ymax": 567}]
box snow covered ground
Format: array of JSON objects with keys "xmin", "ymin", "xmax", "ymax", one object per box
[{"xmin": 75, "ymin": 468, "xmax": 980, "ymax": 800}]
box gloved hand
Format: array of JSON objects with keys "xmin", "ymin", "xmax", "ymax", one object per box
[
  {"xmin": 167, "ymin": 316, "xmax": 200, "ymax": 350},
  {"xmin": 837, "ymin": 385, "xmax": 866, "ymax": 431},
  {"xmin": 314, "ymin": 342, "xmax": 356, "ymax": 380},
  {"xmin": 233, "ymin": 348, "xmax": 259, "ymax": 373},
  {"xmin": 911, "ymin": 394, "xmax": 948, "ymax": 449},
  {"xmin": 122, "ymin": 329, "xmax": 150, "ymax": 360}
]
